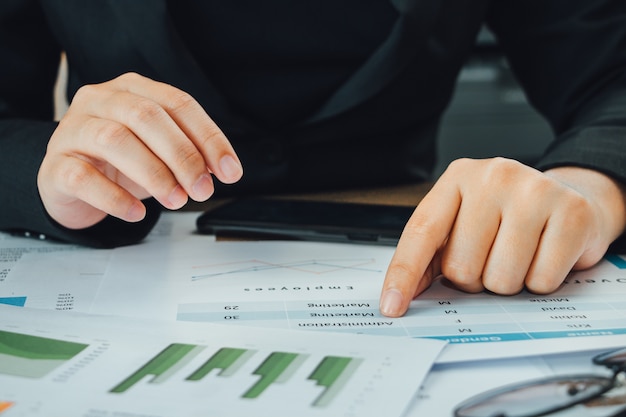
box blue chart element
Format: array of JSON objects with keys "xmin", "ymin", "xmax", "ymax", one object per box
[
  {"xmin": 0, "ymin": 296, "xmax": 27, "ymax": 307},
  {"xmin": 605, "ymin": 254, "xmax": 626, "ymax": 269}
]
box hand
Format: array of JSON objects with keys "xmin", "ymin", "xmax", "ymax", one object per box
[
  {"xmin": 379, "ymin": 157, "xmax": 626, "ymax": 317},
  {"xmin": 38, "ymin": 72, "xmax": 243, "ymax": 229}
]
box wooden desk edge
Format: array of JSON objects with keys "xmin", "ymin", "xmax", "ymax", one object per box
[{"xmin": 181, "ymin": 181, "xmax": 433, "ymax": 213}]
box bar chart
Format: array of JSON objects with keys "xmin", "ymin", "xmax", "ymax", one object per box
[
  {"xmin": 0, "ymin": 330, "xmax": 88, "ymax": 378},
  {"xmin": 0, "ymin": 297, "xmax": 26, "ymax": 307},
  {"xmin": 110, "ymin": 342, "xmax": 361, "ymax": 408}
]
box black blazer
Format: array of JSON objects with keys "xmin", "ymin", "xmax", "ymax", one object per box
[{"xmin": 1, "ymin": 0, "xmax": 626, "ymax": 247}]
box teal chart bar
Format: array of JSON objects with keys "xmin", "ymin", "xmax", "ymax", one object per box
[
  {"xmin": 605, "ymin": 254, "xmax": 626, "ymax": 269},
  {"xmin": 0, "ymin": 297, "xmax": 27, "ymax": 307}
]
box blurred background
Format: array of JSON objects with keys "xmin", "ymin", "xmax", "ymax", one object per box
[{"xmin": 434, "ymin": 27, "xmax": 553, "ymax": 176}]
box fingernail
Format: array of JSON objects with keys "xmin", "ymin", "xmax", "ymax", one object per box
[
  {"xmin": 380, "ymin": 288, "xmax": 404, "ymax": 317},
  {"xmin": 192, "ymin": 173, "xmax": 214, "ymax": 201},
  {"xmin": 219, "ymin": 155, "xmax": 243, "ymax": 182},
  {"xmin": 126, "ymin": 202, "xmax": 146, "ymax": 222},
  {"xmin": 167, "ymin": 184, "xmax": 188, "ymax": 209}
]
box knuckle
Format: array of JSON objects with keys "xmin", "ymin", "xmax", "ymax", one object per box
[
  {"xmin": 440, "ymin": 258, "xmax": 478, "ymax": 287},
  {"xmin": 444, "ymin": 157, "xmax": 529, "ymax": 190},
  {"xmin": 444, "ymin": 157, "xmax": 474, "ymax": 176},
  {"xmin": 173, "ymin": 144, "xmax": 204, "ymax": 172},
  {"xmin": 481, "ymin": 158, "xmax": 525, "ymax": 187},
  {"xmin": 73, "ymin": 83, "xmax": 100, "ymax": 103},
  {"xmin": 143, "ymin": 163, "xmax": 176, "ymax": 194},
  {"xmin": 525, "ymin": 278, "xmax": 561, "ymax": 295},
  {"xmin": 197, "ymin": 124, "xmax": 227, "ymax": 150},
  {"xmin": 523, "ymin": 175, "xmax": 552, "ymax": 196},
  {"xmin": 545, "ymin": 189, "xmax": 597, "ymax": 243},
  {"xmin": 117, "ymin": 71, "xmax": 143, "ymax": 83},
  {"xmin": 562, "ymin": 193, "xmax": 595, "ymax": 226},
  {"xmin": 483, "ymin": 277, "xmax": 522, "ymax": 296},
  {"xmin": 91, "ymin": 121, "xmax": 133, "ymax": 149},
  {"xmin": 126, "ymin": 97, "xmax": 166, "ymax": 126},
  {"xmin": 439, "ymin": 249, "xmax": 485, "ymax": 291},
  {"xmin": 59, "ymin": 160, "xmax": 94, "ymax": 191},
  {"xmin": 166, "ymin": 90, "xmax": 198, "ymax": 114},
  {"xmin": 105, "ymin": 186, "xmax": 134, "ymax": 212}
]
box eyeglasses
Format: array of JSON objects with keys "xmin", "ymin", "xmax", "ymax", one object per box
[{"xmin": 454, "ymin": 348, "xmax": 626, "ymax": 417}]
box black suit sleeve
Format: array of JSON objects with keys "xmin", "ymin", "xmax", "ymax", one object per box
[
  {"xmin": 0, "ymin": 0, "xmax": 160, "ymax": 248},
  {"xmin": 486, "ymin": 0, "xmax": 626, "ymax": 180},
  {"xmin": 487, "ymin": 0, "xmax": 626, "ymax": 251}
]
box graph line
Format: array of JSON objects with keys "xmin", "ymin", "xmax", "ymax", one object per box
[{"xmin": 191, "ymin": 258, "xmax": 381, "ymax": 281}]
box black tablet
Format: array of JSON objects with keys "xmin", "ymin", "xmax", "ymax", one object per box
[{"xmin": 196, "ymin": 198, "xmax": 414, "ymax": 246}]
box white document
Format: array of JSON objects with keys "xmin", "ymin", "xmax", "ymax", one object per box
[
  {"xmin": 0, "ymin": 305, "xmax": 444, "ymax": 417},
  {"xmin": 93, "ymin": 236, "xmax": 626, "ymax": 363},
  {"xmin": 0, "ymin": 212, "xmax": 202, "ymax": 311},
  {"xmin": 0, "ymin": 250, "xmax": 110, "ymax": 311},
  {"xmin": 0, "ymin": 233, "xmax": 78, "ymax": 285},
  {"xmin": 410, "ymin": 347, "xmax": 626, "ymax": 416}
]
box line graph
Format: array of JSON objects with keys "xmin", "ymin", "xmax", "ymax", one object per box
[{"xmin": 191, "ymin": 258, "xmax": 382, "ymax": 281}]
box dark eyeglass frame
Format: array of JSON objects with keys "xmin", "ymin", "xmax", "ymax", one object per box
[{"xmin": 454, "ymin": 348, "xmax": 626, "ymax": 417}]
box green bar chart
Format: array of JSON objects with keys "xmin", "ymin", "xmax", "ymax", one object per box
[
  {"xmin": 242, "ymin": 351, "xmax": 301, "ymax": 399},
  {"xmin": 0, "ymin": 305, "xmax": 440, "ymax": 417},
  {"xmin": 0, "ymin": 330, "xmax": 88, "ymax": 378},
  {"xmin": 110, "ymin": 343, "xmax": 204, "ymax": 393},
  {"xmin": 186, "ymin": 347, "xmax": 252, "ymax": 380},
  {"xmin": 110, "ymin": 343, "xmax": 361, "ymax": 407},
  {"xmin": 309, "ymin": 356, "xmax": 363, "ymax": 407}
]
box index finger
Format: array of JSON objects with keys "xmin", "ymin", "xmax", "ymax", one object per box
[
  {"xmin": 380, "ymin": 180, "xmax": 461, "ymax": 317},
  {"xmin": 116, "ymin": 73, "xmax": 243, "ymax": 184}
]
